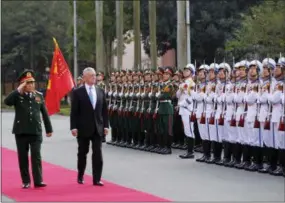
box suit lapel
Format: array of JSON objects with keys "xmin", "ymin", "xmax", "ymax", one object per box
[
  {"xmin": 95, "ymin": 87, "xmax": 100, "ymax": 110},
  {"xmin": 81, "ymin": 86, "xmax": 94, "ymax": 110}
]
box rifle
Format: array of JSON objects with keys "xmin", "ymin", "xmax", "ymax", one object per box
[
  {"xmin": 190, "ymin": 60, "xmax": 197, "ymax": 122},
  {"xmin": 127, "ymin": 84, "xmax": 134, "ymax": 116},
  {"xmin": 278, "ymin": 66, "xmax": 285, "ymax": 131},
  {"xmin": 139, "ymin": 83, "xmax": 146, "ymax": 118},
  {"xmin": 218, "ymin": 72, "xmax": 226, "ymax": 126},
  {"xmin": 254, "ymin": 63, "xmax": 261, "ymax": 128},
  {"xmin": 134, "ymin": 84, "xmax": 141, "ymax": 117},
  {"xmin": 264, "ymin": 59, "xmax": 272, "ymax": 130},
  {"xmin": 153, "ymin": 82, "xmax": 161, "ymax": 119},
  {"xmin": 118, "ymin": 84, "xmax": 124, "ymax": 115}
]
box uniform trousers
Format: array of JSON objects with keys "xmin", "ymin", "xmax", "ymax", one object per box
[
  {"xmin": 224, "ymin": 121, "xmax": 237, "ymax": 143},
  {"xmin": 244, "ymin": 122, "xmax": 262, "ymax": 147},
  {"xmin": 198, "ymin": 120, "xmax": 208, "ymax": 141},
  {"xmin": 15, "ymin": 134, "xmax": 43, "ymax": 184},
  {"xmin": 181, "ymin": 114, "xmax": 194, "ymax": 138}
]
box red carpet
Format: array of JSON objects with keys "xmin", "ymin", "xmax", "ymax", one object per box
[{"xmin": 2, "ymin": 147, "xmax": 170, "ymax": 202}]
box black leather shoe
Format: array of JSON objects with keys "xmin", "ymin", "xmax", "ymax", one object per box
[
  {"xmin": 196, "ymin": 155, "xmax": 207, "ymax": 162},
  {"xmin": 34, "ymin": 182, "xmax": 47, "ymax": 188},
  {"xmin": 179, "ymin": 152, "xmax": 195, "ymax": 159},
  {"xmin": 270, "ymin": 166, "xmax": 283, "ymax": 176},
  {"xmin": 246, "ymin": 163, "xmax": 262, "ymax": 172},
  {"xmin": 93, "ymin": 181, "xmax": 104, "ymax": 186},
  {"xmin": 215, "ymin": 158, "xmax": 224, "ymax": 165},
  {"xmin": 22, "ymin": 183, "xmax": 30, "ymax": 189},
  {"xmin": 77, "ymin": 178, "xmax": 84, "ymax": 184}
]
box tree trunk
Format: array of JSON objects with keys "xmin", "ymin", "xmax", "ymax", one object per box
[
  {"xmin": 95, "ymin": 1, "xmax": 104, "ymax": 73},
  {"xmin": 116, "ymin": 1, "xmax": 124, "ymax": 71},
  {"xmin": 149, "ymin": 1, "xmax": 157, "ymax": 71},
  {"xmin": 177, "ymin": 0, "xmax": 187, "ymax": 70},
  {"xmin": 133, "ymin": 1, "xmax": 141, "ymax": 71}
]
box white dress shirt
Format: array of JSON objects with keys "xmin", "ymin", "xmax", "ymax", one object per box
[{"xmin": 85, "ymin": 84, "xmax": 97, "ymax": 109}]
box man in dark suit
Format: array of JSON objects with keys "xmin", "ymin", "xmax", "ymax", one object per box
[
  {"xmin": 4, "ymin": 70, "xmax": 53, "ymax": 189},
  {"xmin": 70, "ymin": 67, "xmax": 109, "ymax": 186}
]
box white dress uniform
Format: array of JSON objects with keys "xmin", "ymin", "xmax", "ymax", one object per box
[
  {"xmin": 233, "ymin": 60, "xmax": 251, "ymax": 169},
  {"xmin": 195, "ymin": 65, "xmax": 213, "ymax": 162},
  {"xmin": 177, "ymin": 64, "xmax": 197, "ymax": 159},
  {"xmin": 177, "ymin": 78, "xmax": 195, "ymax": 138},
  {"xmin": 205, "ymin": 63, "xmax": 219, "ymax": 144}
]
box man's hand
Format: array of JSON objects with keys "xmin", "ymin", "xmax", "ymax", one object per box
[
  {"xmin": 71, "ymin": 129, "xmax": 78, "ymax": 136},
  {"xmin": 46, "ymin": 133, "xmax": 52, "ymax": 137},
  {"xmin": 104, "ymin": 128, "xmax": 109, "ymax": 136},
  {"xmin": 17, "ymin": 82, "xmax": 26, "ymax": 94}
]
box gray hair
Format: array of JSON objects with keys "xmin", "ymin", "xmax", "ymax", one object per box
[{"xmin": 83, "ymin": 67, "xmax": 96, "ymax": 76}]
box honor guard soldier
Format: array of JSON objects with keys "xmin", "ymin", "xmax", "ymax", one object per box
[
  {"xmin": 77, "ymin": 75, "xmax": 84, "ymax": 87},
  {"xmin": 115, "ymin": 71, "xmax": 126, "ymax": 146},
  {"xmin": 171, "ymin": 70, "xmax": 185, "ymax": 149},
  {"xmin": 267, "ymin": 57, "xmax": 285, "ymax": 176},
  {"xmin": 111, "ymin": 71, "xmax": 121, "ymax": 145},
  {"xmin": 204, "ymin": 63, "xmax": 220, "ymax": 164},
  {"xmin": 195, "ymin": 64, "xmax": 210, "ymax": 162},
  {"xmin": 107, "ymin": 72, "xmax": 117, "ymax": 145},
  {"xmin": 243, "ymin": 60, "xmax": 263, "ymax": 171},
  {"xmin": 4, "ymin": 70, "xmax": 53, "ymax": 189},
  {"xmin": 97, "ymin": 71, "xmax": 106, "ymax": 91},
  {"xmin": 118, "ymin": 70, "xmax": 129, "ymax": 147},
  {"xmin": 258, "ymin": 58, "xmax": 276, "ymax": 173},
  {"xmin": 215, "ymin": 62, "xmax": 231, "ymax": 165},
  {"xmin": 140, "ymin": 69, "xmax": 153, "ymax": 150},
  {"xmin": 129, "ymin": 71, "xmax": 141, "ymax": 148},
  {"xmin": 150, "ymin": 67, "xmax": 164, "ymax": 153},
  {"xmin": 123, "ymin": 70, "xmax": 134, "ymax": 147},
  {"xmin": 223, "ymin": 63, "xmax": 238, "ymax": 166},
  {"xmin": 177, "ymin": 64, "xmax": 196, "ymax": 159},
  {"xmin": 156, "ymin": 67, "xmax": 175, "ymax": 154},
  {"xmin": 233, "ymin": 60, "xmax": 250, "ymax": 169}
]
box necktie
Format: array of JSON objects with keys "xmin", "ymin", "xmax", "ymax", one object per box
[{"xmin": 89, "ymin": 87, "xmax": 94, "ymax": 108}]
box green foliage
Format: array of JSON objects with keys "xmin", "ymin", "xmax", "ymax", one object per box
[
  {"xmin": 1, "ymin": 1, "xmax": 71, "ymax": 75},
  {"xmin": 226, "ymin": 0, "xmax": 285, "ymax": 59},
  {"xmin": 140, "ymin": 0, "xmax": 263, "ymax": 64},
  {"xmin": 67, "ymin": 0, "xmax": 134, "ymax": 63}
]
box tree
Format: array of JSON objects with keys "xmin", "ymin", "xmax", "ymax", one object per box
[
  {"xmin": 1, "ymin": 1, "xmax": 70, "ymax": 80},
  {"xmin": 226, "ymin": 0, "xmax": 285, "ymax": 60},
  {"xmin": 140, "ymin": 0, "xmax": 263, "ymax": 64},
  {"xmin": 67, "ymin": 0, "xmax": 133, "ymax": 74}
]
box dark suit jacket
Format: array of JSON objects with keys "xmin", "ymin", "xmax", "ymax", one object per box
[{"xmin": 70, "ymin": 85, "xmax": 109, "ymax": 138}]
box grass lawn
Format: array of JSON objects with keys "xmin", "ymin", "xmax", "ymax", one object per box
[{"xmin": 59, "ymin": 105, "xmax": 71, "ymax": 116}]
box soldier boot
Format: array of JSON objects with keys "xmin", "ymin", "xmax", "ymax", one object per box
[
  {"xmin": 179, "ymin": 137, "xmax": 195, "ymax": 159},
  {"xmin": 196, "ymin": 140, "xmax": 211, "ymax": 162}
]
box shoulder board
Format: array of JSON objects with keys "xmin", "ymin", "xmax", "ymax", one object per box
[{"xmin": 35, "ymin": 91, "xmax": 43, "ymax": 95}]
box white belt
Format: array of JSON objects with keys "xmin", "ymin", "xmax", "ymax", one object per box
[{"xmin": 160, "ymin": 100, "xmax": 171, "ymax": 103}]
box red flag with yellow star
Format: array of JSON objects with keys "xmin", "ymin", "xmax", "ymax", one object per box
[{"xmin": 45, "ymin": 38, "xmax": 75, "ymax": 115}]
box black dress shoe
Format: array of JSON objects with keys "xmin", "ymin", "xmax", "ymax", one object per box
[
  {"xmin": 179, "ymin": 152, "xmax": 195, "ymax": 159},
  {"xmin": 270, "ymin": 166, "xmax": 283, "ymax": 176},
  {"xmin": 246, "ymin": 163, "xmax": 262, "ymax": 172},
  {"xmin": 196, "ymin": 155, "xmax": 207, "ymax": 162},
  {"xmin": 93, "ymin": 181, "xmax": 104, "ymax": 186},
  {"xmin": 34, "ymin": 182, "xmax": 47, "ymax": 188},
  {"xmin": 22, "ymin": 183, "xmax": 30, "ymax": 189},
  {"xmin": 77, "ymin": 178, "xmax": 84, "ymax": 184}
]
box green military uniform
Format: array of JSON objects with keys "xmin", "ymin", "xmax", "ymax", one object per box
[
  {"xmin": 150, "ymin": 68, "xmax": 164, "ymax": 153},
  {"xmin": 106, "ymin": 72, "xmax": 115, "ymax": 145},
  {"xmin": 97, "ymin": 72, "xmax": 106, "ymax": 143},
  {"xmin": 4, "ymin": 70, "xmax": 53, "ymax": 188},
  {"xmin": 157, "ymin": 67, "xmax": 174, "ymax": 154},
  {"xmin": 114, "ymin": 73, "xmax": 124, "ymax": 145},
  {"xmin": 108, "ymin": 71, "xmax": 120, "ymax": 145}
]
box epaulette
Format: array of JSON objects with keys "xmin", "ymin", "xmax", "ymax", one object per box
[{"xmin": 35, "ymin": 91, "xmax": 43, "ymax": 95}]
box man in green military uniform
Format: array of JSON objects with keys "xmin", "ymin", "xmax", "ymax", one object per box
[
  {"xmin": 157, "ymin": 67, "xmax": 174, "ymax": 154},
  {"xmin": 4, "ymin": 70, "xmax": 53, "ymax": 189},
  {"xmin": 96, "ymin": 71, "xmax": 106, "ymax": 91}
]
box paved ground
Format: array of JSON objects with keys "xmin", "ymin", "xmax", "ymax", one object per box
[{"xmin": 1, "ymin": 112, "xmax": 285, "ymax": 201}]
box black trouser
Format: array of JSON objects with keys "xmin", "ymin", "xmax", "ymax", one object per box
[
  {"xmin": 15, "ymin": 134, "xmax": 43, "ymax": 184},
  {"xmin": 194, "ymin": 120, "xmax": 202, "ymax": 146},
  {"xmin": 77, "ymin": 135, "xmax": 103, "ymax": 183}
]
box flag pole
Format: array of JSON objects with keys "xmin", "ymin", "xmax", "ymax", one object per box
[{"xmin": 73, "ymin": 0, "xmax": 78, "ymax": 82}]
